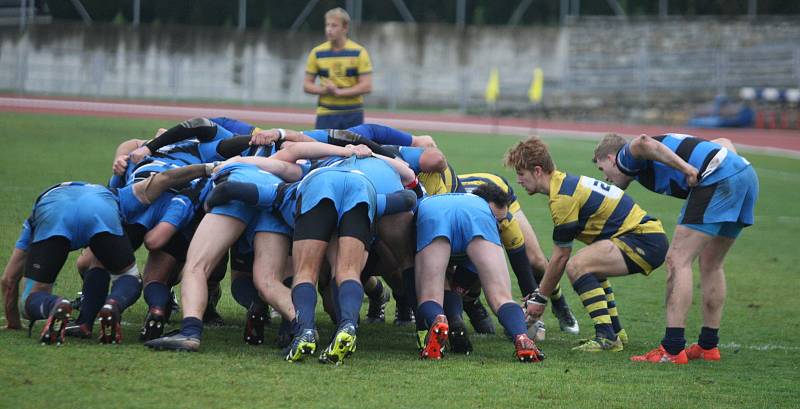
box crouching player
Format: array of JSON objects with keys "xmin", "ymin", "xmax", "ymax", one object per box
[
  {"xmin": 593, "ymin": 133, "xmax": 758, "ymax": 363},
  {"xmin": 414, "ymin": 184, "xmax": 545, "ymax": 362},
  {"xmin": 2, "ymin": 163, "xmax": 213, "ymax": 345},
  {"xmin": 505, "ymin": 137, "xmax": 669, "ymax": 352}
]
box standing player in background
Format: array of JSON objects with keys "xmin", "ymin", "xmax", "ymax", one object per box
[
  {"xmin": 303, "ymin": 7, "xmax": 373, "ymax": 130},
  {"xmin": 593, "ymin": 133, "xmax": 758, "ymax": 364}
]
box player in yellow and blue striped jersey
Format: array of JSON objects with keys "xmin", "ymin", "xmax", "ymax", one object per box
[
  {"xmin": 303, "ymin": 8, "xmax": 373, "ymax": 130},
  {"xmin": 505, "ymin": 136, "xmax": 669, "ymax": 352}
]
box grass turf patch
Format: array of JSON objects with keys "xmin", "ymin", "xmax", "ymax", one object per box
[{"xmin": 1, "ymin": 112, "xmax": 798, "ymax": 408}]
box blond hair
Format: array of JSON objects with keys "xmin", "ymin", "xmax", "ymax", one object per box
[
  {"xmin": 325, "ymin": 7, "xmax": 350, "ymax": 27},
  {"xmin": 504, "ymin": 136, "xmax": 555, "ymax": 173},
  {"xmin": 593, "ymin": 133, "xmax": 628, "ymax": 163}
]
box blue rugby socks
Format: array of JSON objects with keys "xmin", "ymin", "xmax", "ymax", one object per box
[
  {"xmin": 180, "ymin": 317, "xmax": 204, "ymax": 339},
  {"xmin": 24, "ymin": 291, "xmax": 61, "ymax": 320},
  {"xmin": 143, "ymin": 281, "xmax": 170, "ymax": 310},
  {"xmin": 76, "ymin": 267, "xmax": 110, "ymax": 327},
  {"xmin": 292, "ymin": 282, "xmax": 317, "ymax": 332},
  {"xmin": 231, "ymin": 275, "xmax": 259, "ymax": 309},
  {"xmin": 107, "ymin": 275, "xmax": 142, "ymax": 312},
  {"xmin": 497, "ymin": 302, "xmax": 527, "ymax": 338},
  {"xmin": 418, "ymin": 300, "xmax": 445, "ymax": 328},
  {"xmin": 443, "ymin": 290, "xmax": 464, "ymax": 323},
  {"xmin": 338, "ymin": 279, "xmax": 364, "ymax": 328}
]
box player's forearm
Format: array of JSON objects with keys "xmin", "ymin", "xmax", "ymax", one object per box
[
  {"xmin": 336, "ymin": 79, "xmax": 372, "ymax": 97},
  {"xmin": 115, "ymin": 139, "xmax": 146, "ymax": 159},
  {"xmin": 273, "ymin": 141, "xmax": 354, "ymax": 163},
  {"xmin": 303, "ymin": 79, "xmax": 327, "ymax": 95},
  {"xmin": 374, "ymin": 154, "xmax": 416, "ymax": 185},
  {"xmin": 538, "ymin": 247, "xmax": 570, "ymax": 298},
  {"xmin": 134, "ymin": 164, "xmax": 210, "ymax": 204},
  {"xmin": 2, "ymin": 248, "xmax": 26, "ymax": 329},
  {"xmin": 630, "ymin": 135, "xmax": 695, "ymax": 175},
  {"xmin": 223, "ymin": 157, "xmax": 302, "ymax": 182}
]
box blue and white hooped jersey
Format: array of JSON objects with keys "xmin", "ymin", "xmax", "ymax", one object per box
[{"xmin": 616, "ymin": 133, "xmax": 751, "ymax": 199}]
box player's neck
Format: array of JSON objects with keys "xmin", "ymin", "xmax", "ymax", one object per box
[{"xmin": 330, "ymin": 37, "xmax": 348, "ymax": 50}]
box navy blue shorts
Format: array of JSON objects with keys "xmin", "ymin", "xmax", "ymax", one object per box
[{"xmin": 315, "ymin": 111, "xmax": 364, "ymax": 130}]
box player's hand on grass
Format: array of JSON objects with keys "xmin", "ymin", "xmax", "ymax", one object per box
[
  {"xmin": 1, "ymin": 277, "xmax": 21, "ymax": 330},
  {"xmin": 523, "ymin": 291, "xmax": 547, "ymax": 323}
]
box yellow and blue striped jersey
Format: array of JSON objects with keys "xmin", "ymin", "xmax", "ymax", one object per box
[
  {"xmin": 548, "ymin": 171, "xmax": 663, "ymax": 247},
  {"xmin": 458, "ymin": 172, "xmax": 524, "ymax": 251},
  {"xmin": 419, "ymin": 164, "xmax": 464, "ymax": 196},
  {"xmin": 305, "ymin": 39, "xmax": 372, "ymax": 116}
]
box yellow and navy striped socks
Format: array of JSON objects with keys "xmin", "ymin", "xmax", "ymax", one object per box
[{"xmin": 573, "ymin": 274, "xmax": 615, "ymax": 340}]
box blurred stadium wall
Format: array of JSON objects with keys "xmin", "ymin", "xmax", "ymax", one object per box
[{"xmin": 1, "ymin": 16, "xmax": 799, "ymax": 124}]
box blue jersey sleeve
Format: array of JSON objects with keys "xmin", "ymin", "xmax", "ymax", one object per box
[
  {"xmin": 398, "ymin": 147, "xmax": 424, "ymax": 173},
  {"xmin": 616, "ymin": 143, "xmax": 647, "ymax": 176},
  {"xmin": 302, "ymin": 130, "xmax": 329, "ymax": 143},
  {"xmin": 15, "ymin": 219, "xmax": 32, "ymax": 251},
  {"xmin": 348, "ymin": 124, "xmax": 413, "ymax": 146},
  {"xmin": 211, "ymin": 117, "xmax": 257, "ymax": 136},
  {"xmin": 160, "ymin": 195, "xmax": 195, "ymax": 229}
]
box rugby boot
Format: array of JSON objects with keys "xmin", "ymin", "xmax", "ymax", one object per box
[
  {"xmin": 463, "ymin": 298, "xmax": 495, "ymax": 334},
  {"xmin": 420, "ymin": 315, "xmax": 449, "ymax": 360},
  {"xmin": 202, "ymin": 285, "xmax": 225, "ymax": 326},
  {"xmin": 64, "ymin": 321, "xmax": 92, "ymax": 339},
  {"xmin": 319, "ymin": 323, "xmax": 358, "ymax": 365},
  {"xmin": 416, "ymin": 329, "xmax": 427, "ymax": 352},
  {"xmin": 285, "ymin": 329, "xmax": 318, "ymax": 362},
  {"xmin": 365, "ymin": 285, "xmax": 390, "ymax": 324},
  {"xmin": 98, "ymin": 301, "xmax": 122, "ymax": 344},
  {"xmin": 167, "ymin": 290, "xmax": 180, "ymax": 322},
  {"xmin": 275, "ymin": 318, "xmax": 293, "ymax": 349},
  {"xmin": 139, "ymin": 307, "xmax": 167, "ymax": 342},
  {"xmin": 685, "ymin": 343, "xmax": 721, "ymax": 361},
  {"xmin": 631, "ymin": 345, "xmax": 689, "ymax": 364},
  {"xmin": 393, "ymin": 296, "xmax": 415, "ymax": 326},
  {"xmin": 552, "ymin": 303, "xmax": 580, "ymax": 335},
  {"xmin": 572, "ymin": 336, "xmax": 624, "ymax": 352},
  {"xmin": 616, "ymin": 328, "xmax": 629, "ymax": 345},
  {"xmin": 71, "ymin": 291, "xmax": 84, "ymax": 311},
  {"xmin": 447, "ymin": 320, "xmax": 473, "ymax": 355},
  {"xmin": 514, "ymin": 334, "xmax": 545, "ymax": 363},
  {"xmin": 243, "ymin": 303, "xmax": 269, "ymax": 346},
  {"xmin": 39, "ymin": 298, "xmax": 73, "ymax": 346},
  {"xmin": 144, "ymin": 330, "xmax": 200, "ymax": 352}
]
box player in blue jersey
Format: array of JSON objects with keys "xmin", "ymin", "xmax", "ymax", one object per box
[
  {"xmin": 414, "ymin": 185, "xmax": 545, "ymax": 363},
  {"xmin": 143, "ymin": 142, "xmax": 377, "ymax": 353},
  {"xmin": 1, "ymin": 164, "xmax": 213, "ymax": 345},
  {"xmin": 279, "ymin": 153, "xmax": 417, "ymax": 364},
  {"xmin": 593, "ymin": 133, "xmax": 758, "ymax": 364}
]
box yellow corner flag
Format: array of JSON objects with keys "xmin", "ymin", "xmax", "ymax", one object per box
[
  {"xmin": 485, "ymin": 68, "xmax": 500, "ymax": 103},
  {"xmin": 528, "ymin": 68, "xmax": 543, "ymax": 103}
]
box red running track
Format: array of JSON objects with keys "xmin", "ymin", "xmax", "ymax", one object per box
[{"xmin": 1, "ymin": 95, "xmax": 798, "ymax": 156}]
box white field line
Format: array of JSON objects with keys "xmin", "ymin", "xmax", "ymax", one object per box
[{"xmin": 2, "ymin": 97, "xmax": 799, "ymax": 158}]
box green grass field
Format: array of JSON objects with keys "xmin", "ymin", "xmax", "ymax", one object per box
[{"xmin": 1, "ymin": 112, "xmax": 799, "ymax": 408}]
